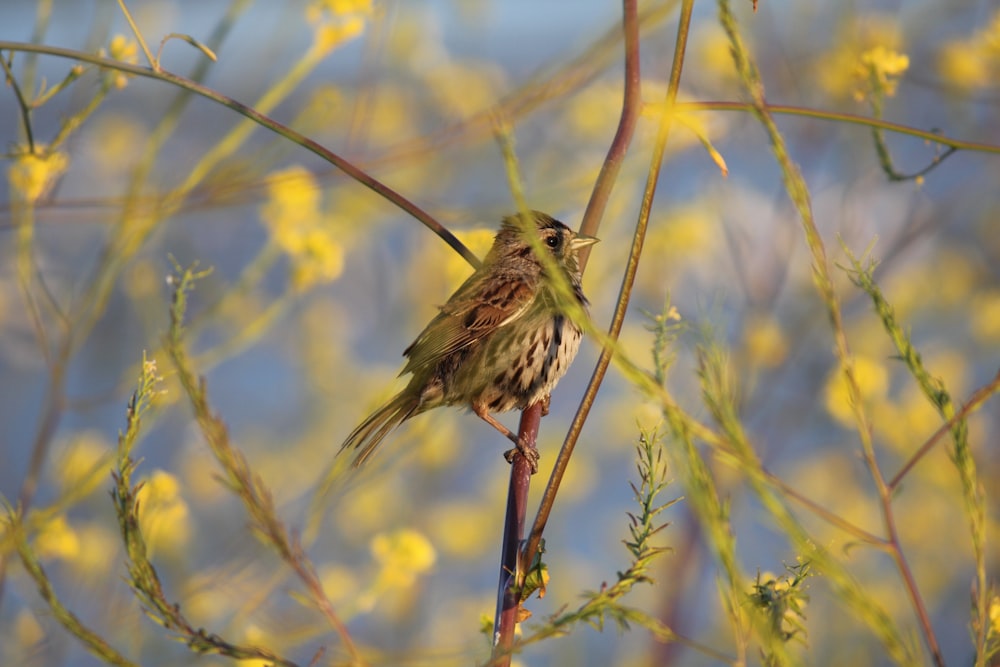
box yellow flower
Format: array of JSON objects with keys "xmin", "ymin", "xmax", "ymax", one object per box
[
  {"xmin": 313, "ymin": 16, "xmax": 365, "ymax": 56},
  {"xmin": 261, "ymin": 166, "xmax": 321, "ymax": 229},
  {"xmin": 290, "ymin": 228, "xmax": 345, "ymax": 290},
  {"xmin": 307, "ymin": 0, "xmax": 371, "ymax": 55},
  {"xmin": 260, "ymin": 166, "xmax": 345, "ymax": 291},
  {"xmin": 989, "ymin": 595, "xmax": 1000, "ymax": 635},
  {"xmin": 371, "ymin": 528, "xmax": 436, "ymax": 589},
  {"xmin": 307, "ymin": 0, "xmax": 372, "ymax": 20},
  {"xmin": 52, "ymin": 431, "xmax": 112, "ymax": 495},
  {"xmin": 34, "ymin": 515, "xmax": 80, "ymax": 561},
  {"xmin": 857, "ymin": 46, "xmax": 909, "ymax": 98},
  {"xmin": 106, "ymin": 34, "xmax": 139, "ymax": 89},
  {"xmin": 743, "ymin": 314, "xmax": 788, "ymax": 369},
  {"xmin": 814, "ymin": 15, "xmax": 905, "ymax": 100},
  {"xmin": 320, "ymin": 564, "xmax": 361, "ymax": 605},
  {"xmin": 936, "ymin": 10, "xmax": 1000, "ymax": 92},
  {"xmin": 109, "ymin": 34, "xmax": 138, "ymax": 63},
  {"xmin": 8, "ymin": 148, "xmax": 69, "ymax": 204},
  {"xmin": 136, "ymin": 470, "xmax": 191, "ymax": 555},
  {"xmin": 972, "ymin": 290, "xmax": 1000, "ymax": 342},
  {"xmin": 823, "ymin": 356, "xmax": 889, "ymax": 426},
  {"xmin": 938, "ymin": 42, "xmax": 990, "ymax": 91}
]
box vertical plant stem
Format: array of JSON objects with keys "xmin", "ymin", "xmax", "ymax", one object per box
[
  {"xmin": 491, "ymin": 0, "xmax": 648, "ymax": 660},
  {"xmin": 492, "ymin": 404, "xmax": 541, "ymax": 663}
]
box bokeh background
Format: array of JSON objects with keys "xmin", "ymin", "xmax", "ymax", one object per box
[{"xmin": 1, "ymin": 1, "xmax": 999, "ymax": 665}]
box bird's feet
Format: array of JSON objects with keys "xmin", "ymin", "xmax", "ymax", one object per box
[{"xmin": 504, "ymin": 438, "xmax": 540, "ymax": 474}]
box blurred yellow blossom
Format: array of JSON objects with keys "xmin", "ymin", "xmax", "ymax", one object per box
[
  {"xmin": 34, "ymin": 514, "xmax": 80, "ymax": 561},
  {"xmin": 290, "ymin": 228, "xmax": 345, "ymax": 290},
  {"xmin": 87, "ymin": 113, "xmax": 146, "ymax": 174},
  {"xmin": 937, "ymin": 10, "xmax": 1000, "ymax": 92},
  {"xmin": 106, "ymin": 34, "xmax": 139, "ymax": 89},
  {"xmin": 308, "ymin": 0, "xmax": 371, "ymax": 19},
  {"xmin": 52, "ymin": 431, "xmax": 111, "ymax": 496},
  {"xmin": 313, "ymin": 17, "xmax": 365, "ymax": 55},
  {"xmin": 136, "ymin": 469, "xmax": 191, "ymax": 555},
  {"xmin": 743, "ymin": 313, "xmax": 788, "ymax": 369},
  {"xmin": 320, "ymin": 563, "xmax": 361, "ymax": 606},
  {"xmin": 7, "ymin": 148, "xmax": 69, "ymax": 204},
  {"xmin": 260, "ymin": 166, "xmax": 344, "ymax": 291},
  {"xmin": 971, "ymin": 290, "xmax": 1000, "ymax": 342},
  {"xmin": 824, "ymin": 356, "xmax": 889, "ymax": 426},
  {"xmin": 307, "ymin": 0, "xmax": 371, "ymax": 56},
  {"xmin": 856, "ymin": 46, "xmax": 909, "ymax": 100},
  {"xmin": 990, "ymin": 595, "xmax": 1000, "ymax": 634},
  {"xmin": 815, "ymin": 15, "xmax": 905, "ymax": 101},
  {"xmin": 938, "ymin": 42, "xmax": 990, "ymax": 91},
  {"xmin": 371, "ymin": 528, "xmax": 436, "ymax": 589}
]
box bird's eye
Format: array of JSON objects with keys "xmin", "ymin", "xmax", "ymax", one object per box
[{"xmin": 546, "ymin": 234, "xmax": 562, "ymax": 249}]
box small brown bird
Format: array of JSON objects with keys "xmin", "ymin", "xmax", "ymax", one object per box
[{"xmin": 340, "ymin": 211, "xmax": 597, "ymax": 472}]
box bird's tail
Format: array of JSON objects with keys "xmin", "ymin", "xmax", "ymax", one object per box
[{"xmin": 340, "ymin": 391, "xmax": 420, "ymax": 467}]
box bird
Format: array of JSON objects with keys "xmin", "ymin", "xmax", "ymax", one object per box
[{"xmin": 340, "ymin": 210, "xmax": 597, "ymax": 473}]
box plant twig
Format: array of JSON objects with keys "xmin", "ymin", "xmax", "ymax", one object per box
[{"xmin": 0, "ymin": 40, "xmax": 478, "ymax": 269}]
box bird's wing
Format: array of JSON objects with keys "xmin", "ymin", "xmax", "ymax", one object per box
[{"xmin": 400, "ymin": 272, "xmax": 537, "ymax": 376}]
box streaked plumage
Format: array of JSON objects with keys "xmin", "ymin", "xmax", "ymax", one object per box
[{"xmin": 340, "ymin": 211, "xmax": 596, "ymax": 471}]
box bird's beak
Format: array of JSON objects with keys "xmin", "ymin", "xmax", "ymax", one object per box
[{"xmin": 570, "ymin": 234, "xmax": 599, "ymax": 251}]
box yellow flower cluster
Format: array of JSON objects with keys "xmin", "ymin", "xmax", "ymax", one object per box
[
  {"xmin": 7, "ymin": 148, "xmax": 69, "ymax": 204},
  {"xmin": 856, "ymin": 45, "xmax": 910, "ymax": 100},
  {"xmin": 106, "ymin": 34, "xmax": 139, "ymax": 89},
  {"xmin": 938, "ymin": 10, "xmax": 1000, "ymax": 91},
  {"xmin": 306, "ymin": 0, "xmax": 372, "ymax": 56},
  {"xmin": 814, "ymin": 15, "xmax": 908, "ymax": 102},
  {"xmin": 135, "ymin": 470, "xmax": 191, "ymax": 555},
  {"xmin": 259, "ymin": 166, "xmax": 344, "ymax": 291},
  {"xmin": 34, "ymin": 515, "xmax": 80, "ymax": 561},
  {"xmin": 370, "ymin": 528, "xmax": 436, "ymax": 589},
  {"xmin": 990, "ymin": 595, "xmax": 1000, "ymax": 635}
]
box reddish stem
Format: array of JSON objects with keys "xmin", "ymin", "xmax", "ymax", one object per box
[{"xmin": 491, "ymin": 403, "xmax": 541, "ymax": 665}]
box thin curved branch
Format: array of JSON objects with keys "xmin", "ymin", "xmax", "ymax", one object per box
[{"xmin": 0, "ymin": 40, "xmax": 478, "ymax": 268}]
